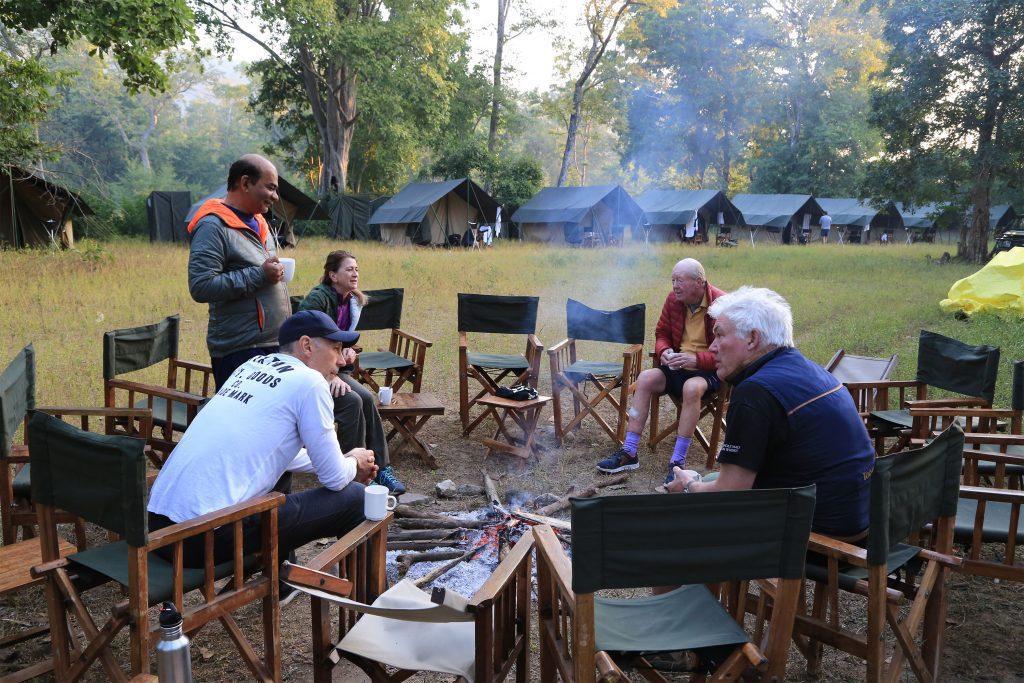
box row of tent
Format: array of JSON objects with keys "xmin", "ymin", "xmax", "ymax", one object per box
[{"xmin": 2, "ymin": 164, "xmax": 1018, "ymax": 250}]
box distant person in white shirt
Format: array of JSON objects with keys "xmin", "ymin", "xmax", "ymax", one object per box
[
  {"xmin": 148, "ymin": 310, "xmax": 378, "ymax": 568},
  {"xmin": 819, "ymin": 212, "xmax": 832, "ymax": 244}
]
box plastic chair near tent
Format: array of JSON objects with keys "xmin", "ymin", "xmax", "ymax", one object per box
[
  {"xmin": 458, "ymin": 293, "xmax": 543, "ymax": 435},
  {"xmin": 534, "ymin": 485, "xmax": 816, "ymax": 682},
  {"xmin": 29, "ymin": 411, "xmax": 283, "ymax": 681},
  {"xmin": 548, "ymin": 299, "xmax": 645, "ymax": 446},
  {"xmin": 102, "ymin": 314, "xmax": 214, "ymax": 463},
  {"xmin": 282, "ymin": 517, "xmax": 534, "ymax": 683},
  {"xmin": 793, "ymin": 424, "xmax": 964, "ymax": 682},
  {"xmin": 352, "ymin": 288, "xmax": 432, "ymax": 393}
]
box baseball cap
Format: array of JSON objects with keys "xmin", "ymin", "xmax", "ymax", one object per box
[{"xmin": 278, "ymin": 310, "xmax": 360, "ymax": 346}]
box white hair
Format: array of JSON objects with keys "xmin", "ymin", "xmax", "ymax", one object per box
[
  {"xmin": 673, "ymin": 258, "xmax": 705, "ymax": 281},
  {"xmin": 708, "ymin": 286, "xmax": 794, "ymax": 348}
]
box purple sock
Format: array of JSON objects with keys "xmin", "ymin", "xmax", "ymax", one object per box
[
  {"xmin": 671, "ymin": 436, "xmax": 692, "ymax": 466},
  {"xmin": 623, "ymin": 431, "xmax": 640, "ymax": 456}
]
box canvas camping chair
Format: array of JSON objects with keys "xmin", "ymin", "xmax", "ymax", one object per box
[
  {"xmin": 648, "ymin": 352, "xmax": 731, "ymax": 469},
  {"xmin": 852, "ymin": 330, "xmax": 999, "ymax": 453},
  {"xmin": 548, "ymin": 299, "xmax": 645, "ymax": 446},
  {"xmin": 28, "ymin": 411, "xmax": 283, "ymax": 682},
  {"xmin": 824, "ymin": 349, "xmax": 898, "ymax": 418},
  {"xmin": 458, "ymin": 293, "xmax": 543, "ymax": 435},
  {"xmin": 793, "ymin": 424, "xmax": 963, "ymax": 682},
  {"xmin": 103, "ymin": 314, "xmax": 214, "ymax": 464},
  {"xmin": 352, "ymin": 288, "xmax": 432, "ymax": 393},
  {"xmin": 283, "ymin": 516, "xmax": 534, "ymax": 683},
  {"xmin": 534, "ymin": 485, "xmax": 816, "ymax": 683},
  {"xmin": 1, "ymin": 343, "xmax": 151, "ymax": 548}
]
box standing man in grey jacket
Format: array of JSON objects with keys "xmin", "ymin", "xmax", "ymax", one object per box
[{"xmin": 187, "ymin": 154, "xmax": 292, "ymax": 388}]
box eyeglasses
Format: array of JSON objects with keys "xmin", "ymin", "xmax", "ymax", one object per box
[{"xmin": 671, "ymin": 277, "xmax": 703, "ymax": 286}]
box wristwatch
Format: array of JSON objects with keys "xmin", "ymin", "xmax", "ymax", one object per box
[{"xmin": 683, "ymin": 475, "xmax": 702, "ymax": 494}]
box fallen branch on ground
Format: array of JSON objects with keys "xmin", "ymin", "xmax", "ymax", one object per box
[
  {"xmin": 396, "ymin": 550, "xmax": 465, "ymax": 578},
  {"xmin": 387, "ymin": 529, "xmax": 461, "ymax": 542},
  {"xmin": 511, "ymin": 509, "xmax": 571, "ymax": 532},
  {"xmin": 387, "ymin": 540, "xmax": 462, "ymax": 552},
  {"xmin": 536, "ymin": 473, "xmax": 628, "ymax": 516},
  {"xmin": 413, "ymin": 545, "xmax": 484, "ymax": 588},
  {"xmin": 393, "ymin": 518, "xmax": 487, "ymax": 530}
]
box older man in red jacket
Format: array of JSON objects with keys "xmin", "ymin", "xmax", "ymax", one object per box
[{"xmin": 597, "ymin": 258, "xmax": 725, "ymax": 485}]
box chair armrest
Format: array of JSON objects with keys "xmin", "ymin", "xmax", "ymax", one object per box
[
  {"xmin": 961, "ymin": 485, "xmax": 1024, "ymax": 505},
  {"xmin": 909, "ymin": 407, "xmax": 1017, "ymax": 418},
  {"xmin": 806, "ymin": 532, "xmax": 869, "ymax": 568},
  {"xmin": 548, "ymin": 338, "xmax": 572, "ymax": 356},
  {"xmin": 963, "ymin": 448, "xmax": 1024, "ymax": 466},
  {"xmin": 146, "ymin": 492, "xmax": 285, "ymax": 551},
  {"xmin": 533, "ymin": 525, "xmax": 575, "ymax": 601},
  {"xmin": 393, "ymin": 328, "xmax": 433, "ymax": 348},
  {"xmin": 842, "ymin": 380, "xmax": 920, "ymax": 390},
  {"xmin": 308, "ymin": 516, "xmax": 390, "ymax": 572},
  {"xmin": 595, "ymin": 651, "xmax": 629, "ymax": 682},
  {"xmin": 174, "ymin": 359, "xmax": 213, "ymax": 374},
  {"xmin": 459, "ymin": 331, "xmax": 469, "ymax": 350},
  {"xmin": 961, "ymin": 433, "xmax": 1024, "ymax": 446},
  {"xmin": 35, "ymin": 406, "xmax": 152, "ymax": 419},
  {"xmin": 472, "ymin": 528, "xmax": 534, "ymax": 605},
  {"xmin": 106, "ymin": 379, "xmax": 207, "ymax": 406},
  {"xmin": 904, "ymin": 397, "xmax": 989, "ymax": 409}
]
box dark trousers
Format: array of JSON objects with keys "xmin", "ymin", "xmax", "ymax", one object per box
[
  {"xmin": 151, "ymin": 479, "xmax": 366, "ymax": 568},
  {"xmin": 212, "ymin": 346, "xmax": 279, "ymax": 390},
  {"xmin": 335, "ymin": 373, "xmax": 390, "ymax": 467}
]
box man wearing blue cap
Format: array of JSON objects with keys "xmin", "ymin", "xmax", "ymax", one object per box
[{"xmin": 148, "ymin": 310, "xmax": 378, "ymax": 570}]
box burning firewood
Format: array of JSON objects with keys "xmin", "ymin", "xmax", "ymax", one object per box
[
  {"xmin": 387, "ymin": 540, "xmax": 462, "ymax": 552},
  {"xmin": 482, "ymin": 469, "xmax": 503, "ymax": 510},
  {"xmin": 412, "ymin": 545, "xmax": 485, "ymax": 588},
  {"xmin": 536, "ymin": 473, "xmax": 628, "ymax": 516},
  {"xmin": 387, "ymin": 529, "xmax": 462, "ymax": 542},
  {"xmin": 511, "ymin": 509, "xmax": 571, "ymax": 532},
  {"xmin": 392, "ymin": 518, "xmax": 487, "ymax": 530}
]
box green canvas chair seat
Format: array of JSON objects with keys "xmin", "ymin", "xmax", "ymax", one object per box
[
  {"xmin": 11, "ymin": 462, "xmax": 30, "ymax": 499},
  {"xmin": 594, "ymin": 584, "xmax": 748, "ymax": 653},
  {"xmin": 804, "ymin": 543, "xmax": 920, "ymax": 593},
  {"xmin": 135, "ymin": 394, "xmax": 204, "ymax": 433},
  {"xmin": 955, "ymin": 498, "xmax": 1024, "ymax": 544},
  {"xmin": 357, "ymin": 350, "xmax": 414, "ymax": 372},
  {"xmin": 466, "ymin": 352, "xmax": 530, "ymax": 371},
  {"xmin": 563, "ymin": 360, "xmax": 623, "ymax": 383},
  {"xmin": 868, "ymin": 409, "xmax": 913, "ymax": 431},
  {"xmin": 974, "ymin": 443, "xmax": 1024, "ymax": 477}
]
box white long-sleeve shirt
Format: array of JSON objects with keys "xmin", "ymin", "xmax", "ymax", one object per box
[{"xmin": 148, "ymin": 353, "xmax": 355, "ymax": 523}]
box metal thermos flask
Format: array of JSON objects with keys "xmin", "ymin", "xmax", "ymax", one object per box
[{"xmin": 156, "ymin": 602, "xmax": 193, "ymax": 683}]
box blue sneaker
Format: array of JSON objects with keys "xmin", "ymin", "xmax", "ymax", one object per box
[
  {"xmin": 375, "ymin": 465, "xmax": 406, "ymax": 496},
  {"xmin": 597, "ymin": 448, "xmax": 639, "ymax": 474}
]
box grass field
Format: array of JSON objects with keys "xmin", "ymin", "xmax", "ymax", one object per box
[{"xmin": 1, "ymin": 237, "xmax": 1019, "ymax": 409}]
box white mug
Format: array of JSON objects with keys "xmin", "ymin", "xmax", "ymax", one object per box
[
  {"xmin": 364, "ymin": 484, "xmax": 397, "ymax": 521},
  {"xmin": 279, "ymin": 257, "xmax": 296, "ymax": 283},
  {"xmin": 378, "ymin": 386, "xmax": 393, "ymax": 405}
]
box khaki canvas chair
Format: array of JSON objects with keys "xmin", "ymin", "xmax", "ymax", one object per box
[
  {"xmin": 458, "ymin": 293, "xmax": 543, "ymax": 436},
  {"xmin": 284, "ymin": 516, "xmax": 534, "ymax": 683},
  {"xmin": 103, "ymin": 314, "xmax": 214, "ymax": 463},
  {"xmin": 29, "ymin": 411, "xmax": 283, "ymax": 681},
  {"xmin": 794, "ymin": 424, "xmax": 964, "ymax": 682},
  {"xmin": 353, "ymin": 288, "xmax": 432, "ymax": 393},
  {"xmin": 548, "ymin": 299, "xmax": 645, "ymax": 446},
  {"xmin": 534, "ymin": 485, "xmax": 816, "ymax": 682},
  {"xmin": 1, "ymin": 343, "xmax": 150, "ymax": 548},
  {"xmin": 825, "ymin": 349, "xmax": 898, "ymax": 417}
]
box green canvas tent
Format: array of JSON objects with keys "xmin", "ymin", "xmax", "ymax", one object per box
[
  {"xmin": 511, "ymin": 185, "xmax": 644, "ymax": 245},
  {"xmin": 0, "ymin": 165, "xmax": 91, "ymax": 249},
  {"xmin": 184, "ymin": 176, "xmax": 328, "ymax": 247},
  {"xmin": 369, "ymin": 178, "xmax": 500, "ymax": 246},
  {"xmin": 730, "ymin": 193, "xmax": 824, "ymax": 244},
  {"xmin": 327, "ymin": 194, "xmax": 390, "ymax": 241},
  {"xmin": 147, "ymin": 191, "xmax": 192, "ymax": 244},
  {"xmin": 634, "ymin": 189, "xmax": 745, "ymax": 243},
  {"xmin": 989, "ymin": 204, "xmax": 1016, "ymax": 232},
  {"xmin": 816, "ymin": 197, "xmax": 903, "ymax": 244}
]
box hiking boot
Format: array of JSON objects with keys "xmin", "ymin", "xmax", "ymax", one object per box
[
  {"xmin": 375, "ymin": 465, "xmax": 406, "ymax": 496},
  {"xmin": 597, "ymin": 448, "xmax": 639, "ymax": 473}
]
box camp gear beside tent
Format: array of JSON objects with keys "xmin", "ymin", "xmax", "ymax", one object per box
[
  {"xmin": 731, "ymin": 193, "xmax": 823, "ymax": 245},
  {"xmin": 634, "ymin": 189, "xmax": 745, "ymax": 244},
  {"xmin": 511, "ymin": 184, "xmax": 643, "ymax": 246},
  {"xmin": 147, "ymin": 191, "xmax": 192, "ymax": 243},
  {"xmin": 941, "ymin": 248, "xmax": 1024, "ymax": 316},
  {"xmin": 369, "ymin": 178, "xmax": 500, "ymax": 247},
  {"xmin": 0, "ymin": 165, "xmax": 91, "ymax": 249},
  {"xmin": 816, "ymin": 197, "xmax": 903, "ymax": 244}
]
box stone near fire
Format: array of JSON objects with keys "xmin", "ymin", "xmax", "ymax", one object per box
[{"xmin": 435, "ymin": 479, "xmax": 457, "ymax": 498}]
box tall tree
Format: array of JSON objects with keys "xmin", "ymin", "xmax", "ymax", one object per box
[{"xmin": 868, "ymin": 0, "xmax": 1024, "ymax": 262}]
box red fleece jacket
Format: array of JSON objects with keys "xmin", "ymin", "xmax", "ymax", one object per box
[{"xmin": 653, "ymin": 281, "xmax": 726, "ymax": 371}]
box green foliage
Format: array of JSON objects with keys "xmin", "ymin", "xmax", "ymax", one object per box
[
  {"xmin": 426, "ymin": 139, "xmax": 543, "ymax": 208},
  {"xmin": 490, "ymin": 155, "xmax": 544, "ymax": 207},
  {"xmin": 0, "ymin": 53, "xmax": 67, "ymax": 164}
]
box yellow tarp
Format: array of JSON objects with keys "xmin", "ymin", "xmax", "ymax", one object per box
[{"xmin": 940, "ymin": 247, "xmax": 1024, "ymax": 316}]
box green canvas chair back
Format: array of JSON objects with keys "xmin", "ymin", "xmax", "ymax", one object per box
[
  {"xmin": 566, "ymin": 299, "xmax": 645, "ymax": 345},
  {"xmin": 570, "ymin": 485, "xmax": 816, "ymax": 594},
  {"xmin": 866, "ymin": 423, "xmax": 964, "ymax": 565},
  {"xmin": 102, "ymin": 314, "xmax": 180, "ymax": 381},
  {"xmin": 358, "ymin": 288, "xmax": 404, "ymax": 331},
  {"xmin": 1, "ymin": 344, "xmax": 35, "ymax": 457},
  {"xmin": 457, "ymin": 293, "xmax": 538, "ymax": 335},
  {"xmin": 290, "ymin": 295, "xmax": 304, "ymax": 315},
  {"xmin": 28, "ymin": 411, "xmax": 148, "ymax": 547},
  {"xmin": 916, "ymin": 330, "xmax": 999, "ymax": 401}
]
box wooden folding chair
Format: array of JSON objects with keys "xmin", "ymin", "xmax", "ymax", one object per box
[
  {"xmin": 352, "ymin": 288, "xmax": 432, "ymax": 393},
  {"xmin": 548, "ymin": 299, "xmax": 645, "ymax": 446},
  {"xmin": 647, "ymin": 351, "xmax": 730, "ymax": 469},
  {"xmin": 103, "ymin": 314, "xmax": 214, "ymax": 463},
  {"xmin": 287, "ymin": 515, "xmax": 534, "ymax": 683},
  {"xmin": 29, "ymin": 411, "xmax": 283, "ymax": 681},
  {"xmin": 793, "ymin": 424, "xmax": 964, "ymax": 682},
  {"xmin": 457, "ymin": 293, "xmax": 543, "ymax": 436},
  {"xmin": 825, "ymin": 349, "xmax": 898, "ymax": 417},
  {"xmin": 534, "ymin": 485, "xmax": 816, "ymax": 682}
]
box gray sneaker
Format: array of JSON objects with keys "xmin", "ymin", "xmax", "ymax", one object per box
[{"xmin": 597, "ymin": 448, "xmax": 639, "ymax": 473}]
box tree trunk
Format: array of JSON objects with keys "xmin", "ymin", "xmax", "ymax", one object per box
[
  {"xmin": 299, "ymin": 46, "xmax": 358, "ymax": 197},
  {"xmin": 488, "ymin": 0, "xmax": 510, "ymax": 154},
  {"xmin": 556, "ymin": 83, "xmax": 586, "ymax": 187},
  {"xmin": 966, "ymin": 167, "xmax": 993, "ymax": 263}
]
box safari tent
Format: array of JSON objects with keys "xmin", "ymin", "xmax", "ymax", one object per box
[
  {"xmin": 0, "ymin": 165, "xmax": 91, "ymax": 249},
  {"xmin": 147, "ymin": 191, "xmax": 192, "ymax": 244},
  {"xmin": 816, "ymin": 197, "xmax": 903, "ymax": 244},
  {"xmin": 989, "ymin": 204, "xmax": 1017, "ymax": 232},
  {"xmin": 634, "ymin": 189, "xmax": 745, "ymax": 243},
  {"xmin": 184, "ymin": 176, "xmax": 328, "ymax": 247},
  {"xmin": 511, "ymin": 185, "xmax": 644, "ymax": 245},
  {"xmin": 328, "ymin": 194, "xmax": 390, "ymax": 241},
  {"xmin": 894, "ymin": 202, "xmax": 948, "ymax": 243},
  {"xmin": 369, "ymin": 178, "xmax": 500, "ymax": 246},
  {"xmin": 730, "ymin": 194, "xmax": 824, "ymax": 244}
]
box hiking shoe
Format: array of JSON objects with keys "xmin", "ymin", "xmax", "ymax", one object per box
[
  {"xmin": 597, "ymin": 448, "xmax": 639, "ymax": 473},
  {"xmin": 375, "ymin": 465, "xmax": 406, "ymax": 496}
]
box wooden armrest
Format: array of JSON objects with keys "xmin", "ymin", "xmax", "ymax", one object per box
[
  {"xmin": 963, "ymin": 449, "xmax": 1024, "ymax": 466},
  {"xmin": 280, "ymin": 562, "xmax": 354, "ymax": 597},
  {"xmin": 547, "ymin": 338, "xmax": 572, "ymax": 355},
  {"xmin": 961, "ymin": 485, "xmax": 1024, "ymax": 505},
  {"xmin": 472, "ymin": 528, "xmax": 534, "ymax": 604},
  {"xmin": 960, "ymin": 433, "xmax": 1024, "ymax": 446},
  {"xmin": 842, "ymin": 380, "xmax": 919, "ymax": 390},
  {"xmin": 806, "ymin": 532, "xmax": 869, "ymax": 568},
  {"xmin": 458, "ymin": 331, "xmax": 469, "ymax": 350},
  {"xmin": 909, "ymin": 407, "xmax": 1016, "ymax": 418},
  {"xmin": 146, "ymin": 492, "xmax": 285, "ymax": 550},
  {"xmin": 106, "ymin": 379, "xmax": 207, "ymax": 405},
  {"xmin": 393, "ymin": 327, "xmax": 433, "ymax": 348},
  {"xmin": 596, "ymin": 651, "xmax": 629, "ymax": 682},
  {"xmin": 905, "ymin": 397, "xmax": 988, "ymax": 408},
  {"xmin": 308, "ymin": 516, "xmax": 390, "ymax": 571},
  {"xmin": 527, "ymin": 333, "xmax": 543, "ymax": 351},
  {"xmin": 36, "ymin": 406, "xmax": 152, "ymax": 419},
  {"xmin": 916, "ymin": 547, "xmax": 963, "ymax": 568},
  {"xmin": 173, "ymin": 359, "xmax": 213, "ymax": 373},
  {"xmin": 533, "ymin": 525, "xmax": 575, "ymax": 600},
  {"xmin": 622, "ymin": 343, "xmax": 643, "ymax": 358}
]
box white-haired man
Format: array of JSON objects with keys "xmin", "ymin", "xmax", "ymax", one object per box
[
  {"xmin": 597, "ymin": 258, "xmax": 725, "ymax": 485},
  {"xmin": 667, "ymin": 286, "xmax": 874, "ymax": 537}
]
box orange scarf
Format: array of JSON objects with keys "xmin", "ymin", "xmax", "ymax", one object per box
[{"xmin": 187, "ymin": 198, "xmax": 269, "ymax": 245}]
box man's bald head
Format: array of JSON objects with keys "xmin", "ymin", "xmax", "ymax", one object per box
[
  {"xmin": 227, "ymin": 154, "xmax": 276, "ymax": 191},
  {"xmin": 672, "ymin": 258, "xmax": 705, "ymax": 281}
]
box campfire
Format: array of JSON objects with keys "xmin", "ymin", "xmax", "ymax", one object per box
[{"xmin": 383, "ymin": 472, "xmax": 627, "ymax": 597}]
